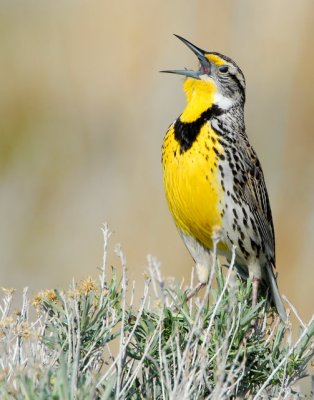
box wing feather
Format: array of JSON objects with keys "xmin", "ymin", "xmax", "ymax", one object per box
[{"xmin": 237, "ymin": 137, "xmax": 276, "ymax": 265}]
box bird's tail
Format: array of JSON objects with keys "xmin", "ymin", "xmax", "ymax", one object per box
[{"xmin": 265, "ymin": 264, "xmax": 287, "ymax": 323}]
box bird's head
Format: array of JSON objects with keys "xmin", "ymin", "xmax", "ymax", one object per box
[{"xmin": 161, "ymin": 35, "xmax": 246, "ymax": 114}]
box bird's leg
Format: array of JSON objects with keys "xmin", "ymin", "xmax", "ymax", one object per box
[
  {"xmin": 186, "ymin": 282, "xmax": 206, "ymax": 302},
  {"xmin": 252, "ymin": 277, "xmax": 260, "ymax": 307}
]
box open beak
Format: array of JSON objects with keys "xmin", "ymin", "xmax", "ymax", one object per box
[{"xmin": 160, "ymin": 35, "xmax": 211, "ymax": 79}]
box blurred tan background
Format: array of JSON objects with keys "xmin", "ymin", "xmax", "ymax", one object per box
[{"xmin": 0, "ymin": 1, "xmax": 313, "ymax": 321}]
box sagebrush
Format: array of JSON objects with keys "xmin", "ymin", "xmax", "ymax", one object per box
[{"xmin": 0, "ymin": 225, "xmax": 313, "ymax": 399}]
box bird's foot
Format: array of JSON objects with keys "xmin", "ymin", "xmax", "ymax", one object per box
[
  {"xmin": 252, "ymin": 276, "xmax": 260, "ymax": 307},
  {"xmin": 186, "ymin": 282, "xmax": 206, "ymax": 302}
]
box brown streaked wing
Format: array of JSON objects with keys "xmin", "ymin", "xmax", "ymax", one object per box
[{"xmin": 237, "ymin": 138, "xmax": 276, "ymax": 266}]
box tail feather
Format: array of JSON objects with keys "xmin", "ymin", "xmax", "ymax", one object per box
[{"xmin": 265, "ymin": 264, "xmax": 287, "ymax": 323}]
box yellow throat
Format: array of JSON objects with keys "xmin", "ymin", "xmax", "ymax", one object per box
[{"xmin": 162, "ymin": 77, "xmax": 227, "ymax": 252}]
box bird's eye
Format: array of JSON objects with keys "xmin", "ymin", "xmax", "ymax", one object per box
[{"xmin": 219, "ymin": 65, "xmax": 229, "ymax": 73}]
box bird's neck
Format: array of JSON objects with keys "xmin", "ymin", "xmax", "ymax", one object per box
[
  {"xmin": 180, "ymin": 78, "xmax": 245, "ymax": 123},
  {"xmin": 180, "ymin": 78, "xmax": 217, "ymax": 123}
]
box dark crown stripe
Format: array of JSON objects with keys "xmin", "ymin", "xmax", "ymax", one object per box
[{"xmin": 174, "ymin": 104, "xmax": 223, "ymax": 153}]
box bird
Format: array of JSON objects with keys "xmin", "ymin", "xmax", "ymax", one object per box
[{"xmin": 161, "ymin": 35, "xmax": 287, "ymax": 322}]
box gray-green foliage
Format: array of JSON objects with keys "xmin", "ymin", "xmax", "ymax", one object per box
[{"xmin": 0, "ymin": 225, "xmax": 313, "ymax": 399}]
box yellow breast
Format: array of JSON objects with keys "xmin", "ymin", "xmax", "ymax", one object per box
[{"xmin": 162, "ymin": 122, "xmax": 227, "ymax": 251}]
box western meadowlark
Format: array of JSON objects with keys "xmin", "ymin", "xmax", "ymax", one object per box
[{"xmin": 161, "ymin": 35, "xmax": 287, "ymax": 322}]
